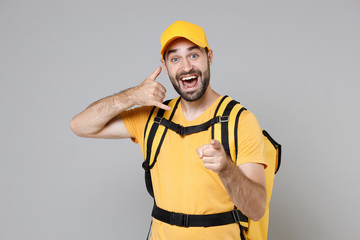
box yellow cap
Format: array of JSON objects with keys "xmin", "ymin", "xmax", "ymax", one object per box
[{"xmin": 160, "ymin": 20, "xmax": 209, "ymax": 57}]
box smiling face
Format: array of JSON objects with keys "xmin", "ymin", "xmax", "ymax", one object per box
[{"xmin": 161, "ymin": 38, "xmax": 213, "ymax": 102}]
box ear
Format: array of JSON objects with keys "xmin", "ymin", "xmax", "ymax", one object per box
[
  {"xmin": 161, "ymin": 58, "xmax": 168, "ymax": 74},
  {"xmin": 207, "ymin": 49, "xmax": 214, "ymax": 66}
]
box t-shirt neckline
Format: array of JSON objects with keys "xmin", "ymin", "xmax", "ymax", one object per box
[{"xmin": 177, "ymin": 95, "xmax": 223, "ymax": 124}]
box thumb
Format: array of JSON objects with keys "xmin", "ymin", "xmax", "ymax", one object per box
[
  {"xmin": 148, "ymin": 66, "xmax": 162, "ymax": 81},
  {"xmin": 210, "ymin": 139, "xmax": 222, "ymax": 149}
]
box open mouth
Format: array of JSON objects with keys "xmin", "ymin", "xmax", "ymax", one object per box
[{"xmin": 180, "ymin": 75, "xmax": 199, "ymax": 89}]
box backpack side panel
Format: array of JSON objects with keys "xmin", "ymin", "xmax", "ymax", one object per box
[{"xmin": 243, "ymin": 134, "xmax": 278, "ymax": 240}]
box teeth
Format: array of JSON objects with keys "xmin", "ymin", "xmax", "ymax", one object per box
[{"xmin": 182, "ymin": 76, "xmax": 197, "ymax": 81}]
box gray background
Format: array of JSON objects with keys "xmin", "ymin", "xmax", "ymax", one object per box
[{"xmin": 1, "ymin": 0, "xmax": 359, "ymax": 239}]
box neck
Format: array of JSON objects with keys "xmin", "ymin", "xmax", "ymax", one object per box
[{"xmin": 180, "ymin": 86, "xmax": 220, "ymax": 121}]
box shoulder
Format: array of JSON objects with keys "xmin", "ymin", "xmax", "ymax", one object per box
[
  {"xmin": 221, "ymin": 96, "xmax": 258, "ymax": 120},
  {"xmin": 120, "ymin": 106, "xmax": 153, "ymax": 124}
]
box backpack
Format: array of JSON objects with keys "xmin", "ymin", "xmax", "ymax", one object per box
[{"xmin": 142, "ymin": 96, "xmax": 281, "ymax": 240}]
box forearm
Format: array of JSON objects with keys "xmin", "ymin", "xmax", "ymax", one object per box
[
  {"xmin": 70, "ymin": 88, "xmax": 136, "ymax": 137},
  {"xmin": 218, "ymin": 158, "xmax": 266, "ymax": 221}
]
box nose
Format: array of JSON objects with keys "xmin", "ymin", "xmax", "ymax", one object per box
[{"xmin": 181, "ymin": 58, "xmax": 193, "ymax": 72}]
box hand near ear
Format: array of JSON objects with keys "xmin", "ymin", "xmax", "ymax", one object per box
[{"xmin": 133, "ymin": 66, "xmax": 171, "ymax": 111}]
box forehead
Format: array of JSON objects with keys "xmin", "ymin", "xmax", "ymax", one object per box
[{"xmin": 165, "ymin": 38, "xmax": 202, "ymax": 55}]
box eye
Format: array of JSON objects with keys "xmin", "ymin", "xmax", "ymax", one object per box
[
  {"xmin": 171, "ymin": 57, "xmax": 179, "ymax": 63},
  {"xmin": 190, "ymin": 54, "xmax": 198, "ymax": 59}
]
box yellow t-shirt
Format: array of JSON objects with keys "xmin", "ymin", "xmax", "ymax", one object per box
[{"xmin": 120, "ymin": 96, "xmax": 266, "ymax": 240}]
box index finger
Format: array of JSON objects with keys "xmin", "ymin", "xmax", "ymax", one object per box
[{"xmin": 196, "ymin": 144, "xmax": 211, "ymax": 158}]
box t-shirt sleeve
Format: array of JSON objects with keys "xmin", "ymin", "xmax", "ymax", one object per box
[
  {"xmin": 236, "ymin": 110, "xmax": 267, "ymax": 167},
  {"xmin": 119, "ymin": 106, "xmax": 152, "ymax": 145}
]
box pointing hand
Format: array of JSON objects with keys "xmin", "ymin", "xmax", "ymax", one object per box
[{"xmin": 197, "ymin": 139, "xmax": 231, "ymax": 173}]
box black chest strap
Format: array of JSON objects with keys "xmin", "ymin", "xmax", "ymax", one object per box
[{"xmin": 154, "ymin": 115, "xmax": 229, "ymax": 136}]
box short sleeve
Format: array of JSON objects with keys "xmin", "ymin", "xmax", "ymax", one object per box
[
  {"xmin": 119, "ymin": 106, "xmax": 152, "ymax": 145},
  {"xmin": 236, "ymin": 110, "xmax": 267, "ymax": 167}
]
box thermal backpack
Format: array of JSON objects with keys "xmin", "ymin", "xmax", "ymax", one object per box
[{"xmin": 142, "ymin": 96, "xmax": 281, "ymax": 240}]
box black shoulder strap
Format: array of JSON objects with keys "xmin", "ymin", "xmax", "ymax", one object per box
[
  {"xmin": 220, "ymin": 100, "xmax": 239, "ymax": 157},
  {"xmin": 211, "ymin": 96, "xmax": 246, "ymax": 162},
  {"xmin": 234, "ymin": 107, "xmax": 247, "ymax": 161},
  {"xmin": 211, "ymin": 95, "xmax": 228, "ymax": 139},
  {"xmin": 142, "ymin": 98, "xmax": 181, "ymax": 198},
  {"xmin": 211, "ymin": 97, "xmax": 250, "ymax": 234}
]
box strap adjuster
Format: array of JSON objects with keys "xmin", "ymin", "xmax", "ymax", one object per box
[
  {"xmin": 170, "ymin": 212, "xmax": 189, "ymax": 227},
  {"xmin": 231, "ymin": 209, "xmax": 241, "ymax": 223},
  {"xmin": 154, "ymin": 117, "xmax": 162, "ymax": 124},
  {"xmin": 175, "ymin": 124, "xmax": 185, "ymax": 135},
  {"xmin": 219, "ymin": 116, "xmax": 229, "ymax": 123}
]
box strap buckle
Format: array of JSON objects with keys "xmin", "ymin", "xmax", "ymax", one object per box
[
  {"xmin": 154, "ymin": 117, "xmax": 162, "ymax": 124},
  {"xmin": 175, "ymin": 124, "xmax": 185, "ymax": 135},
  {"xmin": 170, "ymin": 212, "xmax": 190, "ymax": 227},
  {"xmin": 219, "ymin": 116, "xmax": 229, "ymax": 123},
  {"xmin": 231, "ymin": 209, "xmax": 241, "ymax": 223}
]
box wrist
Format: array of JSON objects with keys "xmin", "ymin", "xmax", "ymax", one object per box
[
  {"xmin": 128, "ymin": 86, "xmax": 141, "ymax": 106},
  {"xmin": 126, "ymin": 87, "xmax": 137, "ymax": 105},
  {"xmin": 218, "ymin": 155, "xmax": 235, "ymax": 177},
  {"xmin": 113, "ymin": 87, "xmax": 137, "ymax": 110}
]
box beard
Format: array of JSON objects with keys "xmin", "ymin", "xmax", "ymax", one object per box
[{"xmin": 168, "ymin": 65, "xmax": 211, "ymax": 102}]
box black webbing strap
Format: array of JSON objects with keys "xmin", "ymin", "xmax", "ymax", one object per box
[
  {"xmin": 143, "ymin": 106, "xmax": 157, "ymax": 141},
  {"xmin": 220, "ymin": 100, "xmax": 239, "ymax": 157},
  {"xmin": 211, "ymin": 95, "xmax": 228, "ymax": 139},
  {"xmin": 142, "ymin": 100, "xmax": 171, "ymax": 171},
  {"xmin": 209, "ymin": 98, "xmax": 250, "ymax": 239},
  {"xmin": 152, "ymin": 204, "xmax": 248, "ymax": 228},
  {"xmin": 234, "ymin": 107, "xmax": 247, "ymax": 161},
  {"xmin": 142, "ymin": 98, "xmax": 181, "ymax": 198},
  {"xmin": 151, "ymin": 99, "xmax": 180, "ymax": 169},
  {"xmin": 240, "ymin": 229, "xmax": 246, "ymax": 240},
  {"xmin": 154, "ymin": 115, "xmax": 229, "ymax": 136},
  {"xmin": 142, "ymin": 98, "xmax": 181, "ymax": 171}
]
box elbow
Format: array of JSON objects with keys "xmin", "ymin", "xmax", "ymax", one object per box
[
  {"xmin": 238, "ymin": 189, "xmax": 267, "ymax": 222},
  {"xmin": 233, "ymin": 201, "xmax": 266, "ymax": 222},
  {"xmin": 250, "ymin": 203, "xmax": 266, "ymax": 222},
  {"xmin": 235, "ymin": 202, "xmax": 265, "ymax": 222},
  {"xmin": 70, "ymin": 117, "xmax": 85, "ymax": 137},
  {"xmin": 249, "ymin": 193, "xmax": 267, "ymax": 222},
  {"xmin": 70, "ymin": 116, "xmax": 99, "ymax": 138}
]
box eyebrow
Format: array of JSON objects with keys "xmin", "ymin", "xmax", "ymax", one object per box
[{"xmin": 166, "ymin": 45, "xmax": 201, "ymax": 58}]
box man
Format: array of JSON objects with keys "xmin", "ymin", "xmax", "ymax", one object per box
[{"xmin": 70, "ymin": 20, "xmax": 267, "ymax": 239}]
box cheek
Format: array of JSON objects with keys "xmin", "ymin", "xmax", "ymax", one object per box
[
  {"xmin": 196, "ymin": 60, "xmax": 208, "ymax": 73},
  {"xmin": 203, "ymin": 59, "xmax": 210, "ymax": 70},
  {"xmin": 165, "ymin": 65, "xmax": 176, "ymax": 76}
]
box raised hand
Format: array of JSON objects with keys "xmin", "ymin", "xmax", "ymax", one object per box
[
  {"xmin": 196, "ymin": 139, "xmax": 231, "ymax": 173},
  {"xmin": 133, "ymin": 66, "xmax": 171, "ymax": 111}
]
